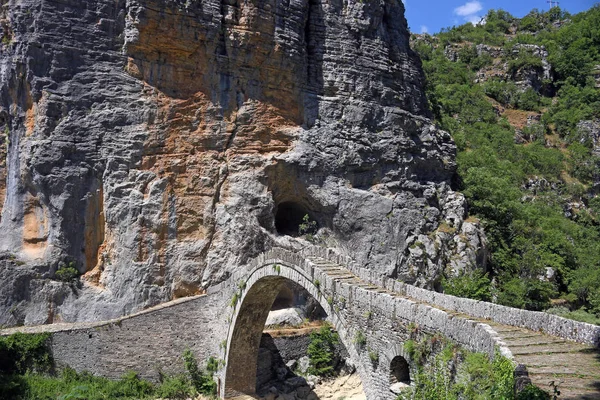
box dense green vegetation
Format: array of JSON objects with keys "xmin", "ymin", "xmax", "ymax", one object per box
[
  {"xmin": 0, "ymin": 333, "xmax": 53, "ymax": 376},
  {"xmin": 413, "ymin": 5, "xmax": 600, "ymax": 323},
  {"xmin": 397, "ymin": 334, "xmax": 547, "ymax": 400},
  {"xmin": 306, "ymin": 323, "xmax": 340, "ymax": 376},
  {"xmin": 0, "ymin": 333, "xmax": 218, "ymax": 400}
]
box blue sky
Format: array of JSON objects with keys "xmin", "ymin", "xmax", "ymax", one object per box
[{"xmin": 404, "ymin": 0, "xmax": 597, "ymax": 34}]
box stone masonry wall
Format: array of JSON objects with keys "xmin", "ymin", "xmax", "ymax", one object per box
[
  {"xmin": 2, "ymin": 293, "xmax": 230, "ymax": 382},
  {"xmin": 298, "ymin": 246, "xmax": 600, "ymax": 347}
]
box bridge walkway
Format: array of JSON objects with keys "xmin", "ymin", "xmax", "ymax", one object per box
[
  {"xmin": 306, "ymin": 256, "xmax": 600, "ymax": 400},
  {"xmin": 485, "ymin": 321, "xmax": 600, "ymax": 399}
]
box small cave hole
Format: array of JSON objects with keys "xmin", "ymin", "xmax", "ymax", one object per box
[
  {"xmin": 274, "ymin": 201, "xmax": 316, "ymax": 237},
  {"xmin": 390, "ymin": 355, "xmax": 411, "ymax": 387}
]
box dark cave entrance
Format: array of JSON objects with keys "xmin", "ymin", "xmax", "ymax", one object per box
[
  {"xmin": 390, "ymin": 355, "xmax": 411, "ymax": 385},
  {"xmin": 274, "ymin": 201, "xmax": 316, "ymax": 236}
]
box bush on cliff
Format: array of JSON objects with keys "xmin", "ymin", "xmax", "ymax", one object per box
[
  {"xmin": 182, "ymin": 349, "xmax": 217, "ymax": 396},
  {"xmin": 441, "ymin": 270, "xmax": 492, "ymax": 301}
]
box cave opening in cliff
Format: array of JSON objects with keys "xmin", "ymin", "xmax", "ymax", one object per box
[{"xmin": 274, "ymin": 201, "xmax": 317, "ymax": 237}]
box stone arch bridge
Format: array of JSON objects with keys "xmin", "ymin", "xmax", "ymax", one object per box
[{"xmin": 2, "ymin": 247, "xmax": 600, "ymax": 399}]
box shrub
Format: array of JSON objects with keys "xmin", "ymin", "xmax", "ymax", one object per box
[
  {"xmin": 0, "ymin": 332, "xmax": 53, "ymax": 374},
  {"xmin": 299, "ymin": 214, "xmax": 317, "ymax": 240},
  {"xmin": 155, "ymin": 375, "xmax": 194, "ymax": 399},
  {"xmin": 517, "ymin": 88, "xmax": 542, "ymax": 111},
  {"xmin": 457, "ymin": 45, "xmax": 492, "ymax": 70},
  {"xmin": 483, "ymin": 80, "xmax": 519, "ymax": 107},
  {"xmin": 442, "ymin": 270, "xmax": 492, "ymax": 301},
  {"xmin": 353, "ymin": 330, "xmax": 367, "ymax": 348},
  {"xmin": 507, "ymin": 54, "xmax": 544, "ymax": 76},
  {"xmin": 107, "ymin": 371, "xmax": 154, "ymax": 398},
  {"xmin": 546, "ymin": 306, "xmax": 600, "ymax": 325},
  {"xmin": 368, "ymin": 349, "xmax": 379, "ymax": 365},
  {"xmin": 272, "ymin": 264, "xmax": 281, "ymax": 274},
  {"xmin": 230, "ymin": 292, "xmax": 239, "ymax": 308},
  {"xmin": 497, "ymin": 277, "xmax": 556, "ymax": 311},
  {"xmin": 182, "ymin": 350, "xmax": 216, "ymax": 396},
  {"xmin": 55, "ymin": 263, "xmax": 79, "ymax": 282},
  {"xmin": 307, "ymin": 325, "xmax": 340, "ymax": 377},
  {"xmin": 517, "ymin": 384, "xmax": 551, "ymax": 399}
]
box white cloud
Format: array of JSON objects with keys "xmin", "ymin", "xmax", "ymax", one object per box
[
  {"xmin": 454, "ymin": 1, "xmax": 484, "ymax": 25},
  {"xmin": 454, "ymin": 1, "xmax": 483, "ymax": 17},
  {"xmin": 420, "ymin": 25, "xmax": 429, "ymax": 34}
]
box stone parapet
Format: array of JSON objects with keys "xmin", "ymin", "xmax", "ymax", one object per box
[{"xmin": 300, "ymin": 246, "xmax": 600, "ymax": 347}]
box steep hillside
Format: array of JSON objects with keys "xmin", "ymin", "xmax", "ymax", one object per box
[{"xmin": 412, "ymin": 6, "xmax": 600, "ymax": 323}]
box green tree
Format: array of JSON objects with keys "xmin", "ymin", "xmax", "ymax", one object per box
[{"xmin": 307, "ymin": 325, "xmax": 340, "ymax": 377}]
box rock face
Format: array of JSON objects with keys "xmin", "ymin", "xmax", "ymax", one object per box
[
  {"xmin": 577, "ymin": 119, "xmax": 600, "ymax": 157},
  {"xmin": 429, "ymin": 36, "xmax": 553, "ymax": 95},
  {"xmin": 510, "ymin": 44, "xmax": 552, "ymax": 93},
  {"xmin": 0, "ymin": 0, "xmax": 485, "ymax": 325}
]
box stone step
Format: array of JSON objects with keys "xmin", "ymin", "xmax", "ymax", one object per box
[
  {"xmin": 336, "ymin": 277, "xmax": 362, "ymax": 283},
  {"xmin": 308, "ymin": 259, "xmax": 338, "ymax": 267},
  {"xmin": 331, "ymin": 277, "xmax": 358, "ymax": 282},
  {"xmin": 527, "ymin": 366, "xmax": 600, "ymax": 378},
  {"xmin": 501, "ymin": 336, "xmax": 568, "ymax": 346},
  {"xmin": 325, "ymin": 271, "xmax": 355, "ymax": 278},
  {"xmin": 529, "ymin": 373, "xmax": 600, "ymax": 391},
  {"xmin": 318, "ymin": 266, "xmax": 344, "ymax": 272},
  {"xmin": 489, "ymin": 326, "xmax": 532, "ymax": 334},
  {"xmin": 516, "ymin": 353, "xmax": 600, "ymax": 369},
  {"xmin": 510, "ymin": 344, "xmax": 586, "ymax": 356},
  {"xmin": 324, "ymin": 269, "xmax": 353, "ymax": 275},
  {"xmin": 557, "ymin": 390, "xmax": 600, "ymax": 400},
  {"xmin": 496, "ymin": 331, "xmax": 545, "ymax": 340},
  {"xmin": 326, "ymin": 273, "xmax": 356, "ymax": 280}
]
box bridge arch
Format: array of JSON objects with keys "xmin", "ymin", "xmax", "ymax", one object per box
[{"xmin": 222, "ymin": 260, "xmax": 367, "ymax": 398}]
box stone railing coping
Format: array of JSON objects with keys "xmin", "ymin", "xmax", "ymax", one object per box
[{"xmin": 0, "ymin": 294, "xmax": 205, "ymax": 336}]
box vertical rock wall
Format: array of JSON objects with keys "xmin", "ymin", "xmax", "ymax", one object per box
[{"xmin": 0, "ymin": 0, "xmax": 486, "ymax": 326}]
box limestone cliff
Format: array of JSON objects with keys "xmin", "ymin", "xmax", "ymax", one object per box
[{"xmin": 0, "ymin": 0, "xmax": 486, "ymax": 326}]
